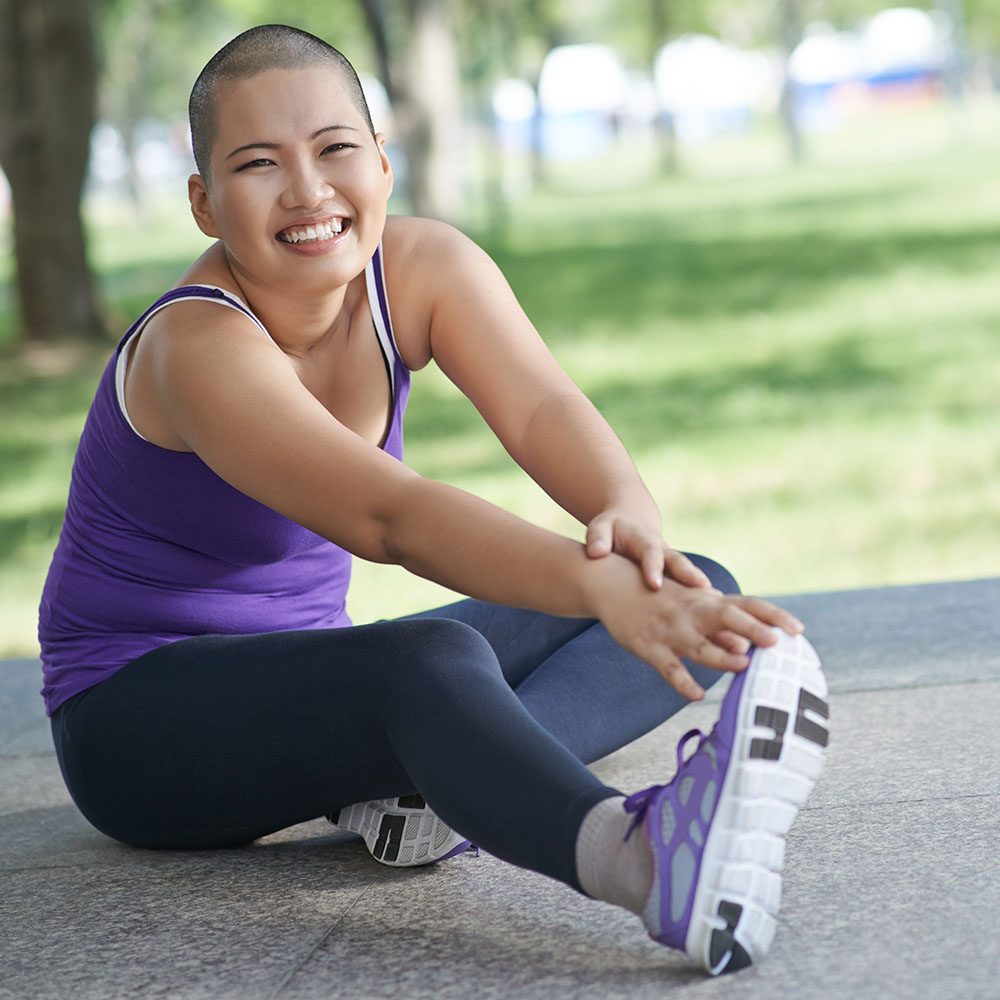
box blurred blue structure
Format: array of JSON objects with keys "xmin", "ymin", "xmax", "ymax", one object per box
[{"xmin": 790, "ymin": 7, "xmax": 954, "ymax": 127}]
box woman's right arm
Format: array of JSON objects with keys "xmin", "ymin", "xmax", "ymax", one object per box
[{"xmin": 150, "ymin": 303, "xmax": 800, "ymax": 699}]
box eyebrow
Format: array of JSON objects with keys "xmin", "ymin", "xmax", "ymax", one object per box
[{"xmin": 225, "ymin": 125, "xmax": 360, "ymax": 161}]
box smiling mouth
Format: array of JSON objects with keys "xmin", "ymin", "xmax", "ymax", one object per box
[{"xmin": 276, "ymin": 219, "xmax": 351, "ymax": 244}]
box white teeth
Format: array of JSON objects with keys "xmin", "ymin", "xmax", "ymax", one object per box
[{"xmin": 278, "ymin": 219, "xmax": 347, "ymax": 243}]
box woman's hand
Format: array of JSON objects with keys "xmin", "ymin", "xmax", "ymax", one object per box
[
  {"xmin": 585, "ymin": 509, "xmax": 711, "ymax": 591},
  {"xmin": 584, "ymin": 555, "xmax": 805, "ymax": 701}
]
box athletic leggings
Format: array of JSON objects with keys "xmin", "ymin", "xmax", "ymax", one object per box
[{"xmin": 51, "ymin": 554, "xmax": 738, "ymax": 894}]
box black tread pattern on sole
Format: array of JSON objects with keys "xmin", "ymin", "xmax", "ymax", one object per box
[
  {"xmin": 794, "ymin": 689, "xmax": 830, "ymax": 748},
  {"xmin": 372, "ymin": 814, "xmax": 405, "ymax": 862},
  {"xmin": 748, "ymin": 705, "xmax": 789, "ymax": 761},
  {"xmin": 710, "ymin": 900, "xmax": 753, "ymax": 974},
  {"xmin": 397, "ymin": 793, "xmax": 427, "ymax": 809}
]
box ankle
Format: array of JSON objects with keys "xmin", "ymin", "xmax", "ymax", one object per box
[{"xmin": 575, "ymin": 795, "xmax": 654, "ymax": 916}]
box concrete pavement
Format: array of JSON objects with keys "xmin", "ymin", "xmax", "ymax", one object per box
[{"xmin": 2, "ymin": 577, "xmax": 998, "ymax": 999}]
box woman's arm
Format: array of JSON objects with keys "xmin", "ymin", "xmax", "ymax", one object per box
[
  {"xmin": 149, "ymin": 299, "xmax": 800, "ymax": 699},
  {"xmin": 400, "ymin": 219, "xmax": 707, "ymax": 591}
]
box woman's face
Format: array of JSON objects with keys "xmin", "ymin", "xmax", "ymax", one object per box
[{"xmin": 188, "ymin": 64, "xmax": 393, "ymax": 295}]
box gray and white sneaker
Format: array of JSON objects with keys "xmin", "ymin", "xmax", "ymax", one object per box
[{"xmin": 327, "ymin": 794, "xmax": 474, "ymax": 867}]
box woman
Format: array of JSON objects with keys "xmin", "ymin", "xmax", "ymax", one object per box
[{"xmin": 39, "ymin": 25, "xmax": 829, "ymax": 976}]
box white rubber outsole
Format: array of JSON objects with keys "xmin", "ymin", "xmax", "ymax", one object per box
[
  {"xmin": 330, "ymin": 797, "xmax": 470, "ymax": 867},
  {"xmin": 685, "ymin": 629, "xmax": 829, "ymax": 975}
]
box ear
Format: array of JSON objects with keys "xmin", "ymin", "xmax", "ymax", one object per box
[
  {"xmin": 375, "ymin": 133, "xmax": 394, "ymax": 200},
  {"xmin": 188, "ymin": 174, "xmax": 221, "ymax": 238}
]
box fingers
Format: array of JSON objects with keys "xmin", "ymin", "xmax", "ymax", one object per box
[
  {"xmin": 609, "ymin": 520, "xmax": 663, "ymax": 589},
  {"xmin": 623, "ymin": 585, "xmax": 808, "ymax": 700},
  {"xmin": 585, "ymin": 513, "xmax": 710, "ymax": 596},
  {"xmin": 714, "ymin": 603, "xmax": 784, "ymax": 648},
  {"xmin": 591, "ymin": 516, "xmax": 664, "ymax": 590},
  {"xmin": 649, "ymin": 650, "xmax": 705, "ymax": 701},
  {"xmin": 679, "ymin": 629, "xmax": 750, "ymax": 672},
  {"xmin": 712, "ymin": 628, "xmax": 751, "ymax": 656},
  {"xmin": 730, "ymin": 596, "xmax": 805, "ymax": 638},
  {"xmin": 584, "ymin": 515, "xmax": 613, "ymax": 557},
  {"xmin": 645, "ymin": 629, "xmax": 747, "ymax": 697},
  {"xmin": 641, "ymin": 545, "xmax": 664, "ymax": 590},
  {"xmin": 664, "ymin": 548, "xmax": 712, "ymax": 589}
]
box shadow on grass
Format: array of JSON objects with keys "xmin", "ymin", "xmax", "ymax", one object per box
[
  {"xmin": 405, "ymin": 334, "xmax": 898, "ymax": 480},
  {"xmin": 586, "ymin": 335, "xmax": 898, "ymax": 452},
  {"xmin": 490, "ymin": 223, "xmax": 1000, "ymax": 339}
]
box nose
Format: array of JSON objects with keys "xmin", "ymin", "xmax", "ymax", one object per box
[{"xmin": 280, "ymin": 156, "xmax": 334, "ymax": 210}]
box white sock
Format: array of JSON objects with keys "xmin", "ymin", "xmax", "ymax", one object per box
[{"xmin": 575, "ymin": 794, "xmax": 654, "ymax": 915}]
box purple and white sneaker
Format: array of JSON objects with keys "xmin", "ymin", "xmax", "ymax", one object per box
[
  {"xmin": 623, "ymin": 628, "xmax": 829, "ymax": 975},
  {"xmin": 327, "ymin": 794, "xmax": 474, "ymax": 867}
]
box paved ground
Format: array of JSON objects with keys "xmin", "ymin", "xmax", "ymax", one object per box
[{"xmin": 1, "ymin": 577, "xmax": 998, "ymax": 999}]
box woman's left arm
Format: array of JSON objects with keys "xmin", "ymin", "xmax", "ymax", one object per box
[{"xmin": 409, "ymin": 219, "xmax": 710, "ymax": 592}]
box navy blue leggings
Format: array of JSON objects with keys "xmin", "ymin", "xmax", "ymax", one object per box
[{"xmin": 51, "ymin": 554, "xmax": 738, "ymax": 893}]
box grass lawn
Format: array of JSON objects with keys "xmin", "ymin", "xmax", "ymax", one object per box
[{"xmin": 2, "ymin": 98, "xmax": 999, "ymax": 657}]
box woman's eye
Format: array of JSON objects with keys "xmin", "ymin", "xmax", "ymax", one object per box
[
  {"xmin": 236, "ymin": 158, "xmax": 272, "ymax": 171},
  {"xmin": 323, "ymin": 143, "xmax": 355, "ymax": 154}
]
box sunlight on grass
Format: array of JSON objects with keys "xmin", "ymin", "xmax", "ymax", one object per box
[{"xmin": 2, "ymin": 99, "xmax": 999, "ymax": 654}]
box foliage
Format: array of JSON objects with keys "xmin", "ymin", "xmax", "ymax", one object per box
[{"xmin": 98, "ymin": 0, "xmax": 228, "ymax": 125}]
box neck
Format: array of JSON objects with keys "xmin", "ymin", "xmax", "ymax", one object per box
[{"xmin": 226, "ymin": 252, "xmax": 359, "ymax": 358}]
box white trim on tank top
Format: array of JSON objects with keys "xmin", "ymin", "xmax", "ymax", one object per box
[
  {"xmin": 114, "ymin": 256, "xmax": 394, "ymax": 444},
  {"xmin": 114, "ymin": 285, "xmax": 270, "ymax": 443},
  {"xmin": 365, "ymin": 248, "xmax": 398, "ymax": 396}
]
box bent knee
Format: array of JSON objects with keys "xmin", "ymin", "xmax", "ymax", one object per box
[{"xmin": 384, "ymin": 617, "xmax": 500, "ymax": 681}]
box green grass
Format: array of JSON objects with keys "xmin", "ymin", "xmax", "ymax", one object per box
[{"xmin": 3, "ymin": 98, "xmax": 999, "ymax": 656}]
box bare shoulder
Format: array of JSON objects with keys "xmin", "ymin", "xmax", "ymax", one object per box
[
  {"xmin": 380, "ymin": 216, "xmax": 487, "ymax": 370},
  {"xmin": 136, "ymin": 293, "xmax": 284, "ymax": 372},
  {"xmin": 384, "ymin": 214, "xmax": 471, "ymax": 253},
  {"xmin": 125, "ymin": 293, "xmax": 286, "ymax": 450}
]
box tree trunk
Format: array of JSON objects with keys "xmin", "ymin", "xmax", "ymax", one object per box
[
  {"xmin": 399, "ymin": 0, "xmax": 463, "ymax": 222},
  {"xmin": 357, "ymin": 0, "xmax": 464, "ymax": 222},
  {"xmin": 939, "ymin": 0, "xmax": 966, "ymax": 102},
  {"xmin": 0, "ymin": 0, "xmax": 105, "ymax": 341},
  {"xmin": 778, "ymin": 0, "xmax": 804, "ymax": 164},
  {"xmin": 648, "ymin": 0, "xmax": 678, "ymax": 176}
]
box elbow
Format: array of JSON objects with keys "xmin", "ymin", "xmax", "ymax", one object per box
[{"xmin": 369, "ymin": 468, "xmax": 424, "ymax": 567}]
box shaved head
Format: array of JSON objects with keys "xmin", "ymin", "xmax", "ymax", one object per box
[{"xmin": 189, "ymin": 24, "xmax": 375, "ymax": 185}]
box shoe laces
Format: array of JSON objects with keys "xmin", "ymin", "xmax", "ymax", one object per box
[{"xmin": 622, "ymin": 727, "xmax": 709, "ymax": 842}]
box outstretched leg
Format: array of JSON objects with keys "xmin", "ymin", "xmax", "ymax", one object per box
[{"xmin": 407, "ymin": 553, "xmax": 741, "ymax": 762}]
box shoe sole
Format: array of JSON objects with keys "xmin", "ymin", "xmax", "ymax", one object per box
[
  {"xmin": 686, "ymin": 629, "xmax": 830, "ymax": 975},
  {"xmin": 330, "ymin": 795, "xmax": 472, "ymax": 867}
]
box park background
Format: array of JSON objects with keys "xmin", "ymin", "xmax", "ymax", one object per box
[{"xmin": 0, "ymin": 0, "xmax": 997, "ymax": 659}]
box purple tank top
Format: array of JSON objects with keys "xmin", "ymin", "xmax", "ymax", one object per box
[{"xmin": 38, "ymin": 244, "xmax": 410, "ymax": 716}]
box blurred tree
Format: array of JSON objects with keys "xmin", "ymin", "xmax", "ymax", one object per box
[
  {"xmin": 355, "ymin": 0, "xmax": 464, "ymax": 222},
  {"xmin": 517, "ymin": 0, "xmax": 564, "ymax": 188},
  {"xmin": 777, "ymin": 0, "xmax": 804, "ymax": 162},
  {"xmin": 0, "ymin": 0, "xmax": 105, "ymax": 341},
  {"xmin": 646, "ymin": 0, "xmax": 680, "ymax": 174},
  {"xmin": 99, "ymin": 0, "xmax": 227, "ymax": 216},
  {"xmin": 964, "ymin": 0, "xmax": 1000, "ymax": 48}
]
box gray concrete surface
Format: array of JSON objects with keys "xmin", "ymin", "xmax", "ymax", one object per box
[{"xmin": 1, "ymin": 577, "xmax": 998, "ymax": 999}]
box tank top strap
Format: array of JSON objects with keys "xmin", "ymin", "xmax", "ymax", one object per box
[
  {"xmin": 113, "ymin": 285, "xmax": 272, "ymax": 444},
  {"xmin": 364, "ymin": 242, "xmax": 405, "ymax": 397},
  {"xmin": 115, "ymin": 284, "xmax": 271, "ymax": 358}
]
